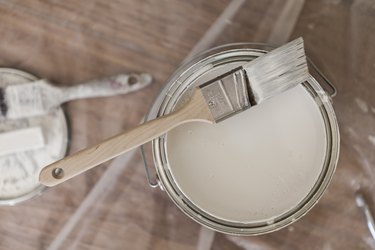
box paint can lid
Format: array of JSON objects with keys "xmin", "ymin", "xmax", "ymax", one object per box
[{"xmin": 0, "ymin": 68, "xmax": 69, "ymax": 205}]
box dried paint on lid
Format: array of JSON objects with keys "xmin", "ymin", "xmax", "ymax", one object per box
[{"xmin": 0, "ymin": 68, "xmax": 68, "ymax": 205}]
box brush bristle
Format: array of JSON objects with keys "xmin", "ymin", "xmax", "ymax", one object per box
[{"xmin": 244, "ymin": 37, "xmax": 309, "ymax": 103}]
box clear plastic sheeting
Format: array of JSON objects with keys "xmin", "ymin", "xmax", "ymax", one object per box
[{"xmin": 0, "ymin": 0, "xmax": 375, "ymax": 249}]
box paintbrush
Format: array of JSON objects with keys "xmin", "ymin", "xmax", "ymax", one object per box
[
  {"xmin": 0, "ymin": 73, "xmax": 152, "ymax": 120},
  {"xmin": 39, "ymin": 37, "xmax": 309, "ymax": 187}
]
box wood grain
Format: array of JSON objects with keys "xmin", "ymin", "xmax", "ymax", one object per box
[{"xmin": 0, "ymin": 0, "xmax": 374, "ymax": 249}]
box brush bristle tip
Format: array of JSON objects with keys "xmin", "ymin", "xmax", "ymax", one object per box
[{"xmin": 244, "ymin": 37, "xmax": 309, "ymax": 103}]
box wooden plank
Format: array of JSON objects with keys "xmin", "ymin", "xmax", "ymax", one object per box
[{"xmin": 0, "ymin": 0, "xmax": 375, "ymax": 249}]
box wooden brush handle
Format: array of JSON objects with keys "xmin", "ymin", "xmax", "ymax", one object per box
[{"xmin": 39, "ymin": 90, "xmax": 213, "ymax": 187}]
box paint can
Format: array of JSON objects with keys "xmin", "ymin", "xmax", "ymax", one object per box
[
  {"xmin": 0, "ymin": 68, "xmax": 69, "ymax": 205},
  {"xmin": 141, "ymin": 44, "xmax": 339, "ymax": 235}
]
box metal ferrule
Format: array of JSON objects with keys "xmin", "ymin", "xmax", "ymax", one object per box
[{"xmin": 199, "ymin": 67, "xmax": 251, "ymax": 122}]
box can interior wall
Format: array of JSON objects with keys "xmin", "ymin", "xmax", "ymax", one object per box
[{"xmin": 143, "ymin": 44, "xmax": 340, "ymax": 235}]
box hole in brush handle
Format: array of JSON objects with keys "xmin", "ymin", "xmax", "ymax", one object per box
[
  {"xmin": 52, "ymin": 168, "xmax": 64, "ymax": 179},
  {"xmin": 128, "ymin": 75, "xmax": 139, "ymax": 86}
]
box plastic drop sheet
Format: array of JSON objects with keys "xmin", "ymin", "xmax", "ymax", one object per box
[{"xmin": 0, "ymin": 0, "xmax": 375, "ymax": 249}]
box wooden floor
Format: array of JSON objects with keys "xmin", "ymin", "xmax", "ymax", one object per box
[{"xmin": 1, "ymin": 0, "xmax": 375, "ymax": 249}]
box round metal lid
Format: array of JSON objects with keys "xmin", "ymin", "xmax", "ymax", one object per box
[{"xmin": 0, "ymin": 68, "xmax": 69, "ymax": 205}]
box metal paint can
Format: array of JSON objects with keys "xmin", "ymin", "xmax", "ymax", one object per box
[
  {"xmin": 141, "ymin": 44, "xmax": 340, "ymax": 235},
  {"xmin": 0, "ymin": 68, "xmax": 69, "ymax": 205}
]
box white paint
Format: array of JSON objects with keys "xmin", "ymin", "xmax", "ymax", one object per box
[
  {"xmin": 368, "ymin": 135, "xmax": 375, "ymax": 146},
  {"xmin": 350, "ymin": 179, "xmax": 360, "ymax": 190},
  {"xmin": 0, "ymin": 111, "xmax": 67, "ymax": 199},
  {"xmin": 166, "ymin": 85, "xmax": 327, "ymax": 223},
  {"xmin": 5, "ymin": 74, "xmax": 151, "ymax": 120},
  {"xmin": 354, "ymin": 97, "xmax": 368, "ymax": 113},
  {"xmin": 0, "ymin": 127, "xmax": 44, "ymax": 156},
  {"xmin": 0, "ymin": 69, "xmax": 69, "ymax": 201}
]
